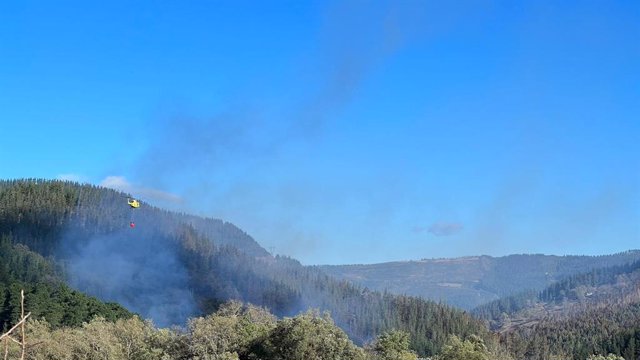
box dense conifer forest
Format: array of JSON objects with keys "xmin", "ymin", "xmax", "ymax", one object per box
[
  {"xmin": 473, "ymin": 259, "xmax": 640, "ymax": 324},
  {"xmin": 0, "ymin": 179, "xmax": 492, "ymax": 357},
  {"xmin": 472, "ymin": 257, "xmax": 640, "ymax": 359},
  {"xmin": 2, "ymin": 179, "xmax": 639, "ymax": 359},
  {"xmin": 0, "ymin": 235, "xmax": 132, "ymax": 330},
  {"xmin": 501, "ymin": 302, "xmax": 640, "ymax": 360}
]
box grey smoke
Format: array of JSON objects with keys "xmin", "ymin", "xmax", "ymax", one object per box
[
  {"xmin": 99, "ymin": 175, "xmax": 183, "ymax": 205},
  {"xmin": 131, "ymin": 0, "xmax": 437, "ymax": 181},
  {"xmin": 126, "ymin": 1, "xmax": 438, "ymax": 261},
  {"xmin": 62, "ymin": 229, "xmax": 196, "ymax": 327},
  {"xmin": 422, "ymin": 222, "xmax": 464, "ymax": 236}
]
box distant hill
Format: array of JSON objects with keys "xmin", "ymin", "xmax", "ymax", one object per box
[
  {"xmin": 319, "ymin": 251, "xmax": 640, "ymax": 310},
  {"xmin": 473, "ymin": 260, "xmax": 640, "ymax": 360},
  {"xmin": 503, "ymin": 301, "xmax": 640, "ymax": 360},
  {"xmin": 472, "ymin": 259, "xmax": 640, "ymax": 328},
  {"xmin": 0, "ymin": 179, "xmax": 491, "ymax": 357}
]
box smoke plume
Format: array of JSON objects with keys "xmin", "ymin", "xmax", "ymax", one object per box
[{"xmin": 61, "ymin": 228, "xmax": 196, "ymax": 327}]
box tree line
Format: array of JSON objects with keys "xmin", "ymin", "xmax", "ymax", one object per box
[
  {"xmin": 0, "ymin": 179, "xmax": 494, "ymax": 357},
  {"xmin": 471, "ymin": 253, "xmax": 640, "ymax": 359},
  {"xmin": 4, "ymin": 295, "xmax": 500, "ymax": 360},
  {"xmin": 2, "ymin": 179, "xmax": 637, "ymax": 359}
]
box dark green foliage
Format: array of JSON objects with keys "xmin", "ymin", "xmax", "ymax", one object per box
[
  {"xmin": 187, "ymin": 300, "xmax": 277, "ymax": 359},
  {"xmin": 5, "ymin": 179, "xmax": 638, "ymax": 359},
  {"xmin": 177, "ymin": 230, "xmax": 490, "ymax": 356},
  {"xmin": 218, "ymin": 251, "xmax": 492, "ymax": 355},
  {"xmin": 472, "ymin": 257, "xmax": 640, "ymax": 359},
  {"xmin": 476, "ymin": 253, "xmax": 640, "ymax": 298},
  {"xmin": 20, "ymin": 302, "xmax": 409, "ymax": 360},
  {"xmin": 473, "ymin": 259, "xmax": 640, "ymax": 322},
  {"xmin": 0, "ymin": 235, "xmax": 132, "ymax": 330},
  {"xmin": 538, "ymin": 260, "xmax": 640, "ymax": 303},
  {"xmin": 0, "ymin": 179, "xmax": 491, "ymax": 357},
  {"xmin": 258, "ymin": 310, "xmax": 366, "ymax": 360},
  {"xmin": 438, "ymin": 334, "xmax": 490, "ymax": 360},
  {"xmin": 501, "ymin": 302, "xmax": 640, "ymax": 360},
  {"xmin": 369, "ymin": 330, "xmax": 417, "ymax": 360},
  {"xmin": 471, "ymin": 289, "xmax": 539, "ymax": 326}
]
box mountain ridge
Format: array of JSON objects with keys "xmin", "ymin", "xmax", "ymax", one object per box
[
  {"xmin": 0, "ymin": 178, "xmax": 491, "ymax": 357},
  {"xmin": 481, "ymin": 259, "xmax": 640, "ymax": 360},
  {"xmin": 320, "ymin": 250, "xmax": 640, "ymax": 310}
]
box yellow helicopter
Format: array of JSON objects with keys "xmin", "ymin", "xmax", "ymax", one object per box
[
  {"xmin": 127, "ymin": 198, "xmax": 140, "ymax": 228},
  {"xmin": 127, "ymin": 198, "xmax": 141, "ymax": 208}
]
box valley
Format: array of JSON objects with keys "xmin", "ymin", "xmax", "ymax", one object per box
[{"xmin": 1, "ymin": 179, "xmax": 638, "ymax": 360}]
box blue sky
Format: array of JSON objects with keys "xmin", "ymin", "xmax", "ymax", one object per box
[{"xmin": 1, "ymin": 1, "xmax": 638, "ymax": 265}]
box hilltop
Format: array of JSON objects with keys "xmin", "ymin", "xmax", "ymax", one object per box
[
  {"xmin": 4, "ymin": 178, "xmax": 638, "ymax": 359},
  {"xmin": 473, "ymin": 259, "xmax": 640, "ymax": 359},
  {"xmin": 0, "ymin": 179, "xmax": 491, "ymax": 357},
  {"xmin": 320, "ymin": 251, "xmax": 640, "ymax": 309}
]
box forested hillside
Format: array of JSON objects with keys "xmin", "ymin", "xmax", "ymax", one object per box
[
  {"xmin": 501, "ymin": 300, "xmax": 640, "ymax": 360},
  {"xmin": 6, "ymin": 179, "xmax": 637, "ymax": 359},
  {"xmin": 0, "ymin": 234, "xmax": 132, "ymax": 331},
  {"xmin": 473, "ymin": 259, "xmax": 640, "ymax": 326},
  {"xmin": 472, "ymin": 260, "xmax": 640, "ymax": 360},
  {"xmin": 320, "ymin": 251, "xmax": 640, "ymax": 310},
  {"xmin": 0, "ymin": 179, "xmax": 492, "ymax": 356}
]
